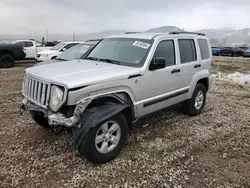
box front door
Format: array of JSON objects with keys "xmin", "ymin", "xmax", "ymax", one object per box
[{"xmin": 136, "ymin": 39, "xmax": 189, "ymax": 116}]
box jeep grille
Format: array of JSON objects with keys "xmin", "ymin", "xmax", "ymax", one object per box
[{"xmin": 23, "ymin": 75, "xmax": 50, "ymax": 108}]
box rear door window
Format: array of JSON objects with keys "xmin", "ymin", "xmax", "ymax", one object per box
[{"xmin": 178, "ymin": 39, "xmax": 197, "ymax": 63}]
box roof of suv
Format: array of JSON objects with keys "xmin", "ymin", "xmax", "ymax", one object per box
[{"xmin": 106, "ymin": 32, "xmax": 206, "ymax": 40}]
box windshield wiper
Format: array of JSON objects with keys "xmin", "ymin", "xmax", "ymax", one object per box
[
  {"xmin": 99, "ymin": 58, "xmax": 121, "ymax": 65},
  {"xmin": 85, "ymin": 57, "xmax": 121, "ymax": 65},
  {"xmin": 85, "ymin": 56, "xmax": 99, "ymax": 61}
]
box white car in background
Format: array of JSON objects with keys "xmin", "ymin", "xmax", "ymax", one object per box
[
  {"xmin": 14, "ymin": 40, "xmax": 52, "ymax": 59},
  {"xmin": 36, "ymin": 42, "xmax": 80, "ymax": 62},
  {"xmin": 34, "ymin": 39, "xmax": 101, "ymax": 66}
]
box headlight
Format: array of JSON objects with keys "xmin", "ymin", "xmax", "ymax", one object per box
[
  {"xmin": 41, "ymin": 54, "xmax": 49, "ymax": 57},
  {"xmin": 49, "ymin": 85, "xmax": 64, "ymax": 111}
]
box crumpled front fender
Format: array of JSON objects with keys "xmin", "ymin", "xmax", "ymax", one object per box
[{"xmin": 72, "ymin": 102, "xmax": 128, "ymax": 149}]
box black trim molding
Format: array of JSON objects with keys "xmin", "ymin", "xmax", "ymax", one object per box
[
  {"xmin": 143, "ymin": 89, "xmax": 189, "ymax": 107},
  {"xmin": 128, "ymin": 74, "xmax": 141, "ymax": 79}
]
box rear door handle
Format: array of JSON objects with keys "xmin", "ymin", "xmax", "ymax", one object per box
[
  {"xmin": 171, "ymin": 69, "xmax": 180, "ymax": 73},
  {"xmin": 194, "ymin": 64, "xmax": 201, "ymax": 68}
]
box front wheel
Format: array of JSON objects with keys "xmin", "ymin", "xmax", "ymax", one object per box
[
  {"xmin": 183, "ymin": 84, "xmax": 207, "ymax": 116},
  {"xmin": 77, "ymin": 112, "xmax": 128, "ymax": 164},
  {"xmin": 30, "ymin": 111, "xmax": 50, "ymax": 128}
]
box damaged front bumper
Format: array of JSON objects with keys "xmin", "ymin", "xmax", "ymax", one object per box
[{"xmin": 21, "ymin": 97, "xmax": 91, "ymax": 127}]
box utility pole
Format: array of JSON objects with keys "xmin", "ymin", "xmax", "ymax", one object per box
[
  {"xmin": 73, "ymin": 32, "xmax": 75, "ymax": 41},
  {"xmin": 46, "ymin": 29, "xmax": 49, "ymax": 42}
]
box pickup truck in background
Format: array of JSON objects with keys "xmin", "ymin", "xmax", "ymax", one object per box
[
  {"xmin": 14, "ymin": 40, "xmax": 52, "ymax": 59},
  {"xmin": 36, "ymin": 42, "xmax": 81, "ymax": 62},
  {"xmin": 0, "ymin": 44, "xmax": 26, "ymax": 68}
]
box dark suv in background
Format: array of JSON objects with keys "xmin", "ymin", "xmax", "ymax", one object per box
[{"xmin": 220, "ymin": 47, "xmax": 244, "ymax": 57}]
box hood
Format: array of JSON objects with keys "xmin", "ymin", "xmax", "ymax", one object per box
[
  {"xmin": 25, "ymin": 60, "xmax": 141, "ymax": 89},
  {"xmin": 38, "ymin": 50, "xmax": 58, "ymax": 55},
  {"xmin": 34, "ymin": 59, "xmax": 60, "ymax": 67}
]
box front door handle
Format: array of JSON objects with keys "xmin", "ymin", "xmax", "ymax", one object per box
[
  {"xmin": 194, "ymin": 64, "xmax": 201, "ymax": 68},
  {"xmin": 171, "ymin": 69, "xmax": 180, "ymax": 73}
]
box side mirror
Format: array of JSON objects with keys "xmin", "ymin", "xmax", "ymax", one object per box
[
  {"xmin": 149, "ymin": 57, "xmax": 166, "ymax": 70},
  {"xmin": 61, "ymin": 48, "xmax": 67, "ymax": 52}
]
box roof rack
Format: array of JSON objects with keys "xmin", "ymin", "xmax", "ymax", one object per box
[
  {"xmin": 169, "ymin": 31, "xmax": 205, "ymax": 36},
  {"xmin": 124, "ymin": 32, "xmax": 141, "ymax": 34}
]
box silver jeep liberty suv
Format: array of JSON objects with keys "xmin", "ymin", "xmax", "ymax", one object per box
[{"xmin": 21, "ymin": 31, "xmax": 214, "ymax": 164}]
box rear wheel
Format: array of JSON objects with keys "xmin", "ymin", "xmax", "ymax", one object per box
[
  {"xmin": 0, "ymin": 54, "xmax": 15, "ymax": 68},
  {"xmin": 30, "ymin": 111, "xmax": 50, "ymax": 128},
  {"xmin": 183, "ymin": 84, "xmax": 207, "ymax": 116}
]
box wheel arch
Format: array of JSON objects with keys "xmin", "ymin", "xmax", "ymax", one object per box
[
  {"xmin": 0, "ymin": 50, "xmax": 15, "ymax": 58},
  {"xmin": 86, "ymin": 92, "xmax": 135, "ymax": 130},
  {"xmin": 188, "ymin": 70, "xmax": 210, "ymax": 99}
]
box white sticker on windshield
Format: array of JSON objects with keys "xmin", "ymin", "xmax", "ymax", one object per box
[{"xmin": 133, "ymin": 41, "xmax": 150, "ymax": 49}]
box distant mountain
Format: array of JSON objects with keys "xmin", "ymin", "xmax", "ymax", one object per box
[
  {"xmin": 0, "ymin": 30, "xmax": 125, "ymax": 42},
  {"xmin": 196, "ymin": 27, "xmax": 238, "ymax": 38},
  {"xmin": 1, "ymin": 26, "xmax": 250, "ymax": 46},
  {"xmin": 146, "ymin": 26, "xmax": 182, "ymax": 33},
  {"xmin": 225, "ymin": 28, "xmax": 250, "ymax": 46},
  {"xmin": 73, "ymin": 30, "xmax": 125, "ymax": 41}
]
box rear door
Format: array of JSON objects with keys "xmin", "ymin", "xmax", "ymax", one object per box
[{"xmin": 176, "ymin": 38, "xmax": 199, "ymax": 89}]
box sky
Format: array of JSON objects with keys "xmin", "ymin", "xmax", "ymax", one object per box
[{"xmin": 0, "ymin": 0, "xmax": 249, "ymax": 36}]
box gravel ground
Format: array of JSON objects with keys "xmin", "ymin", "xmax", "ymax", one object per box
[{"xmin": 0, "ymin": 65, "xmax": 250, "ymax": 188}]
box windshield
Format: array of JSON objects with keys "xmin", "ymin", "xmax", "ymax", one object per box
[
  {"xmin": 56, "ymin": 43, "xmax": 94, "ymax": 61},
  {"xmin": 50, "ymin": 42, "xmax": 66, "ymax": 51},
  {"xmin": 85, "ymin": 38, "xmax": 152, "ymax": 67}
]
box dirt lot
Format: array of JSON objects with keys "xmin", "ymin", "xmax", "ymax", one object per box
[
  {"xmin": 213, "ymin": 56, "xmax": 250, "ymax": 73},
  {"xmin": 0, "ymin": 61, "xmax": 250, "ymax": 188}
]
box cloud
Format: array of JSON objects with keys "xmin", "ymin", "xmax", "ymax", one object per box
[{"xmin": 0, "ymin": 0, "xmax": 249, "ymax": 36}]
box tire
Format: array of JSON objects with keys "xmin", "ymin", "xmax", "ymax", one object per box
[
  {"xmin": 78, "ymin": 112, "xmax": 129, "ymax": 164},
  {"xmin": 30, "ymin": 111, "xmax": 50, "ymax": 128},
  {"xmin": 183, "ymin": 84, "xmax": 207, "ymax": 116},
  {"xmin": 0, "ymin": 54, "xmax": 15, "ymax": 68}
]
